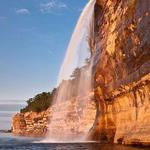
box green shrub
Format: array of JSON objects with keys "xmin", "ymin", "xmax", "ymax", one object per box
[
  {"xmin": 20, "ymin": 89, "xmax": 56, "ymax": 113},
  {"xmin": 20, "ymin": 63, "xmax": 91, "ymax": 113}
]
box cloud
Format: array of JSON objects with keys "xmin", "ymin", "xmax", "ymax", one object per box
[
  {"xmin": 16, "ymin": 8, "xmax": 30, "ymax": 15},
  {"xmin": 40, "ymin": 0, "xmax": 68, "ymax": 14}
]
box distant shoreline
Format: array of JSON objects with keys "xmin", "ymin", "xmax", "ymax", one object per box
[{"xmin": 0, "ymin": 129, "xmax": 12, "ymax": 133}]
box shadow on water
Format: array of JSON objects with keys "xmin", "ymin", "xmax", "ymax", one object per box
[
  {"xmin": 0, "ymin": 134, "xmax": 149, "ymax": 150},
  {"xmin": 0, "ymin": 143, "xmax": 149, "ymax": 150}
]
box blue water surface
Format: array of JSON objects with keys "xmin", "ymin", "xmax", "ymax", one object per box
[{"xmin": 0, "ymin": 133, "xmax": 149, "ymax": 150}]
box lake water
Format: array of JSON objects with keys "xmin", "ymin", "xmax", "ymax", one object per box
[
  {"xmin": 0, "ymin": 100, "xmax": 25, "ymax": 130},
  {"xmin": 0, "ymin": 133, "xmax": 149, "ymax": 150}
]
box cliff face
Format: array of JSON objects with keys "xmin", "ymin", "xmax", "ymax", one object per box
[
  {"xmin": 12, "ymin": 111, "xmax": 49, "ymax": 137},
  {"xmin": 92, "ymin": 0, "xmax": 150, "ymax": 145},
  {"xmin": 12, "ymin": 94, "xmax": 96, "ymax": 138},
  {"xmin": 12, "ymin": 0, "xmax": 150, "ymax": 145}
]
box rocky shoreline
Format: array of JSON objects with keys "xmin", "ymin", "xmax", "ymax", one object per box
[
  {"xmin": 12, "ymin": 96, "xmax": 96, "ymax": 139},
  {"xmin": 0, "ymin": 130, "xmax": 12, "ymax": 134},
  {"xmin": 12, "ymin": 111, "xmax": 48, "ymax": 137}
]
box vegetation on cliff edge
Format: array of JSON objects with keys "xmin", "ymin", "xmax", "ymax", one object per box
[
  {"xmin": 20, "ymin": 89, "xmax": 56, "ymax": 113},
  {"xmin": 20, "ymin": 60, "xmax": 92, "ymax": 113}
]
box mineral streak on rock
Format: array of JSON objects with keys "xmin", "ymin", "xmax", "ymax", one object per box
[{"xmin": 91, "ymin": 0, "xmax": 150, "ymax": 146}]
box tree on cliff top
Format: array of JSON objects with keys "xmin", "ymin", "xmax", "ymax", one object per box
[
  {"xmin": 20, "ymin": 89, "xmax": 56, "ymax": 113},
  {"xmin": 20, "ymin": 61, "xmax": 91, "ymax": 113}
]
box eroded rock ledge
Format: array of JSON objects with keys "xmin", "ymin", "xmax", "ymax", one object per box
[{"xmin": 92, "ymin": 73, "xmax": 150, "ymax": 146}]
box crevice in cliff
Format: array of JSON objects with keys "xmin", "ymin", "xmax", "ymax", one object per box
[{"xmin": 104, "ymin": 75, "xmax": 150, "ymax": 102}]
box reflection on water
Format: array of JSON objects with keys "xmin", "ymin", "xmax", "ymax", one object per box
[{"xmin": 0, "ymin": 133, "xmax": 149, "ymax": 150}]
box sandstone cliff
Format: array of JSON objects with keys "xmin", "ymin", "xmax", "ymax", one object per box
[
  {"xmin": 12, "ymin": 94, "xmax": 96, "ymax": 138},
  {"xmin": 91, "ymin": 0, "xmax": 150, "ymax": 146},
  {"xmin": 12, "ymin": 0, "xmax": 150, "ymax": 146}
]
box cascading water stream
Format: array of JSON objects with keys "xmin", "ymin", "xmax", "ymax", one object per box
[
  {"xmin": 58, "ymin": 0, "xmax": 96, "ymax": 85},
  {"xmin": 45, "ymin": 0, "xmax": 96, "ymax": 142}
]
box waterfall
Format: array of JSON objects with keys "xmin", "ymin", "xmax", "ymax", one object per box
[
  {"xmin": 58, "ymin": 0, "xmax": 96, "ymax": 84},
  {"xmin": 45, "ymin": 0, "xmax": 96, "ymax": 142}
]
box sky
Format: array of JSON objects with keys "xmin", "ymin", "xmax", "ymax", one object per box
[{"xmin": 0, "ymin": 0, "xmax": 88, "ymax": 102}]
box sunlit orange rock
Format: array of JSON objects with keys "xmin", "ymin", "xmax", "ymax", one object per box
[{"xmin": 92, "ymin": 0, "xmax": 150, "ymax": 146}]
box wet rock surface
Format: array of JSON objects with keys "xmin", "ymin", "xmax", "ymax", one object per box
[{"xmin": 92, "ymin": 0, "xmax": 150, "ymax": 146}]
